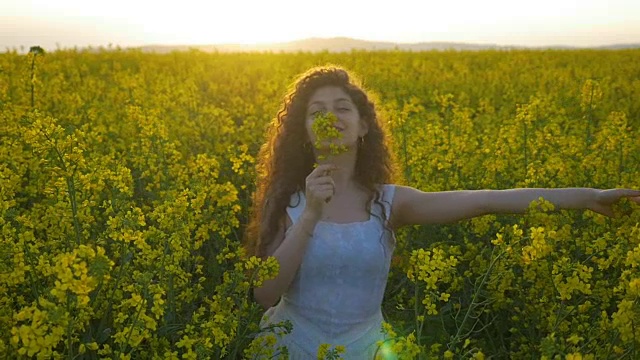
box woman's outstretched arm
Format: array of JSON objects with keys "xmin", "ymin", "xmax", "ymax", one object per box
[{"xmin": 390, "ymin": 185, "xmax": 640, "ymax": 228}]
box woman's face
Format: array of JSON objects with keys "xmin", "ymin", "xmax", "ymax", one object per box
[{"xmin": 305, "ymin": 85, "xmax": 368, "ymax": 151}]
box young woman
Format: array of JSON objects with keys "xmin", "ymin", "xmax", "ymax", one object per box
[{"xmin": 244, "ymin": 66, "xmax": 640, "ymax": 359}]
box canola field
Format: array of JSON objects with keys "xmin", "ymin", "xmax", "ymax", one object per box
[{"xmin": 1, "ymin": 48, "xmax": 640, "ymax": 359}]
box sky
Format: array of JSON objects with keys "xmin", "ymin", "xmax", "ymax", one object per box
[{"xmin": 1, "ymin": 0, "xmax": 640, "ymax": 51}]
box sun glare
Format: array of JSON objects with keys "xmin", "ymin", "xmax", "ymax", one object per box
[
  {"xmin": 137, "ymin": 5, "xmax": 297, "ymax": 45},
  {"xmin": 13, "ymin": 0, "xmax": 306, "ymax": 46},
  {"xmin": 3, "ymin": 0, "xmax": 640, "ymax": 49},
  {"xmin": 123, "ymin": 0, "xmax": 640, "ymax": 47},
  {"xmin": 124, "ymin": 0, "xmax": 337, "ymax": 46}
]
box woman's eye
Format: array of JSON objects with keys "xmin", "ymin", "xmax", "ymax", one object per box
[{"xmin": 338, "ymin": 107, "xmax": 350, "ymax": 112}]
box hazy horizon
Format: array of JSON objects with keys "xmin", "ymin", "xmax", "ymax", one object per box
[{"xmin": 2, "ymin": 0, "xmax": 640, "ymax": 52}]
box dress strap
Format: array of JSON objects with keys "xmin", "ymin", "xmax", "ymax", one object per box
[
  {"xmin": 371, "ymin": 184, "xmax": 396, "ymax": 222},
  {"xmin": 285, "ymin": 191, "xmax": 306, "ymax": 224},
  {"xmin": 381, "ymin": 184, "xmax": 396, "ymax": 220}
]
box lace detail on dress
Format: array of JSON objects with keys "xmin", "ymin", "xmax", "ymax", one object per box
[{"xmin": 258, "ymin": 184, "xmax": 397, "ymax": 359}]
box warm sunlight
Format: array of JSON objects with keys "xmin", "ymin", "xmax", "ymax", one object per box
[{"xmin": 2, "ymin": 0, "xmax": 640, "ymax": 49}]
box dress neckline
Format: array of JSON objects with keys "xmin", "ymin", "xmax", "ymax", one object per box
[{"xmin": 318, "ymin": 216, "xmax": 374, "ymax": 226}]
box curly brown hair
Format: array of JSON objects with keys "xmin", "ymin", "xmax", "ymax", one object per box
[{"xmin": 244, "ymin": 65, "xmax": 398, "ymax": 259}]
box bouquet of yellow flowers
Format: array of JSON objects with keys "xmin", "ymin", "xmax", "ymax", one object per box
[{"xmin": 311, "ymin": 112, "xmax": 348, "ymax": 163}]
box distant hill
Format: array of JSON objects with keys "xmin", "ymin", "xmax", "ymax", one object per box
[{"xmin": 137, "ymin": 37, "xmax": 640, "ymax": 53}]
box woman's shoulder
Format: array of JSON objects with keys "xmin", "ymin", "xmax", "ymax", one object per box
[{"xmin": 376, "ymin": 183, "xmax": 397, "ymax": 199}]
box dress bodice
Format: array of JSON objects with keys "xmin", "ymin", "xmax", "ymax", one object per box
[{"xmin": 259, "ymin": 184, "xmax": 397, "ymax": 359}]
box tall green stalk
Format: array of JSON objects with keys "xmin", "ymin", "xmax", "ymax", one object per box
[{"xmin": 28, "ymin": 46, "xmax": 44, "ymax": 109}]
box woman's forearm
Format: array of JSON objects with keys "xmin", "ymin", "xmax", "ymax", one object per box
[
  {"xmin": 253, "ymin": 210, "xmax": 319, "ymax": 309},
  {"xmin": 486, "ymin": 188, "xmax": 598, "ymax": 214}
]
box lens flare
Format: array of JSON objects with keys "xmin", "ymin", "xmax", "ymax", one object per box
[{"xmin": 375, "ymin": 341, "xmax": 398, "ymax": 360}]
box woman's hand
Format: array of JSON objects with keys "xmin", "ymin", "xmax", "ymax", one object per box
[
  {"xmin": 591, "ymin": 189, "xmax": 640, "ymax": 217},
  {"xmin": 303, "ymin": 164, "xmax": 338, "ymax": 218}
]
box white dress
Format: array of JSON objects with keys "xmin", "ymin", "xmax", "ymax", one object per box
[{"xmin": 257, "ymin": 184, "xmax": 397, "ymax": 359}]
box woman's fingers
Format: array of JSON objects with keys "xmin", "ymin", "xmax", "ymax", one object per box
[
  {"xmin": 310, "ymin": 164, "xmax": 339, "ymax": 178},
  {"xmin": 311, "ymin": 183, "xmax": 335, "ymax": 201},
  {"xmin": 306, "ymin": 172, "xmax": 331, "ymax": 186},
  {"xmin": 593, "ymin": 189, "xmax": 640, "ymax": 217},
  {"xmin": 305, "ymin": 164, "xmax": 339, "ymax": 208},
  {"xmin": 599, "ymin": 189, "xmax": 640, "ymax": 204},
  {"xmin": 306, "ymin": 165, "xmax": 337, "ymax": 185},
  {"xmin": 612, "ymin": 189, "xmax": 640, "ymax": 199},
  {"xmin": 623, "ymin": 190, "xmax": 640, "ymax": 202},
  {"xmin": 317, "ymin": 184, "xmax": 335, "ymax": 203},
  {"xmin": 310, "ymin": 184, "xmax": 334, "ymax": 194},
  {"xmin": 618, "ymin": 188, "xmax": 640, "ymax": 205}
]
